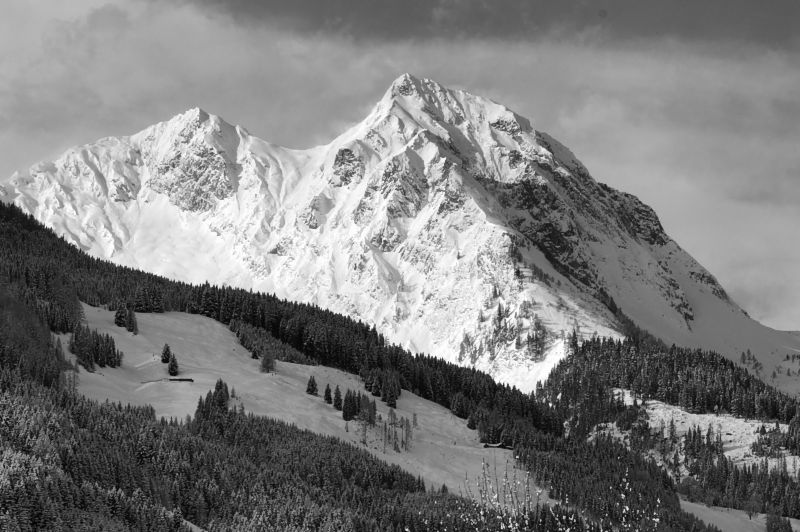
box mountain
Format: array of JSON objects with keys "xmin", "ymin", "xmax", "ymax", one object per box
[{"xmin": 3, "ymin": 74, "xmax": 798, "ymax": 392}]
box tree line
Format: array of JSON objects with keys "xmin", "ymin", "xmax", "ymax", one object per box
[{"xmin": 0, "ymin": 202, "xmax": 562, "ymax": 444}]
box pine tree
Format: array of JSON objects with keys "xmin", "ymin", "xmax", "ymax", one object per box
[
  {"xmin": 168, "ymin": 354, "xmax": 179, "ymax": 376},
  {"xmin": 369, "ymin": 399, "xmax": 377, "ymax": 426},
  {"xmin": 306, "ymin": 375, "xmax": 318, "ymax": 396},
  {"xmin": 71, "ymin": 323, "xmax": 94, "ymax": 371},
  {"xmin": 324, "ymin": 384, "xmax": 332, "ymax": 404},
  {"xmin": 161, "ymin": 343, "xmax": 171, "ymax": 363},
  {"xmin": 134, "ymin": 286, "xmax": 149, "ymax": 312},
  {"xmin": 151, "ymin": 290, "xmax": 165, "ymax": 313},
  {"xmin": 125, "ymin": 308, "xmax": 138, "ymax": 334},
  {"xmin": 360, "ymin": 416, "xmax": 368, "ymax": 445},
  {"xmin": 766, "ymin": 513, "xmax": 793, "ymax": 532},
  {"xmin": 356, "ymin": 393, "xmax": 369, "ymax": 422},
  {"xmin": 382, "ymin": 374, "xmax": 399, "ymax": 408},
  {"xmin": 114, "ymin": 307, "xmax": 127, "ymax": 328},
  {"xmin": 333, "ymin": 385, "xmax": 342, "ymax": 410},
  {"xmin": 343, "ymin": 390, "xmax": 356, "ymax": 421},
  {"xmin": 342, "ymin": 390, "xmax": 351, "ymax": 420}
]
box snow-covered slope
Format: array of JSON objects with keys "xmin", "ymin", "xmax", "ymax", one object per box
[
  {"xmin": 4, "ymin": 74, "xmax": 799, "ymax": 392},
  {"xmin": 75, "ymin": 303, "xmax": 532, "ymax": 499},
  {"xmin": 596, "ymin": 389, "xmax": 796, "ymax": 474}
]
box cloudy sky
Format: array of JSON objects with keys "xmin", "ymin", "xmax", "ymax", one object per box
[{"xmin": 2, "ymin": 0, "xmax": 799, "ymax": 330}]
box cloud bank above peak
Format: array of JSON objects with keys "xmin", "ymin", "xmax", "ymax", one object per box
[{"xmin": 178, "ymin": 0, "xmax": 800, "ymax": 48}]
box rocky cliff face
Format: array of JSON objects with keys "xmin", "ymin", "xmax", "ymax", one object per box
[{"xmin": 4, "ymin": 74, "xmax": 798, "ymax": 392}]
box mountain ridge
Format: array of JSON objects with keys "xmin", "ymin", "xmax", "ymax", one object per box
[{"xmin": 4, "ymin": 73, "xmax": 799, "ymax": 392}]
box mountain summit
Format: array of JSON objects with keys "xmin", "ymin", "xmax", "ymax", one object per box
[{"xmin": 4, "ymin": 74, "xmax": 798, "ymax": 391}]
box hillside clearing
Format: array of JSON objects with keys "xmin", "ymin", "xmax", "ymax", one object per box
[
  {"xmin": 74, "ymin": 303, "xmax": 543, "ymax": 501},
  {"xmin": 605, "ymin": 389, "xmax": 799, "ymax": 472}
]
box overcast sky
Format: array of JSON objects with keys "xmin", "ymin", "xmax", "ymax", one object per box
[{"xmin": 2, "ymin": 0, "xmax": 799, "ymax": 330}]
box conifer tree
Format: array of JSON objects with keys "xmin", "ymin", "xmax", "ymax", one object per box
[
  {"xmin": 161, "ymin": 343, "xmax": 171, "ymax": 363},
  {"xmin": 766, "ymin": 513, "xmax": 793, "ymax": 532},
  {"xmin": 70, "ymin": 323, "xmax": 94, "ymax": 371},
  {"xmin": 354, "ymin": 391, "xmax": 363, "ymax": 418},
  {"xmin": 343, "ymin": 390, "xmax": 356, "ymax": 421},
  {"xmin": 168, "ymin": 353, "xmax": 179, "ymax": 376},
  {"xmin": 333, "ymin": 385, "xmax": 342, "ymax": 410},
  {"xmin": 359, "ymin": 394, "xmax": 370, "ymax": 421},
  {"xmin": 324, "ymin": 383, "xmax": 332, "ymax": 404},
  {"xmin": 114, "ymin": 307, "xmax": 127, "ymax": 328},
  {"xmin": 369, "ymin": 399, "xmax": 377, "ymax": 426},
  {"xmin": 125, "ymin": 308, "xmax": 138, "ymax": 334},
  {"xmin": 134, "ymin": 286, "xmax": 149, "ymax": 312},
  {"xmin": 151, "ymin": 290, "xmax": 165, "ymax": 313},
  {"xmin": 306, "ymin": 375, "xmax": 318, "ymax": 396},
  {"xmin": 360, "ymin": 415, "xmax": 368, "ymax": 445},
  {"xmin": 342, "ymin": 390, "xmax": 351, "ymax": 420}
]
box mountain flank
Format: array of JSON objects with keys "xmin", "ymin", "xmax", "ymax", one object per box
[{"xmin": 3, "ymin": 74, "xmax": 799, "ymax": 393}]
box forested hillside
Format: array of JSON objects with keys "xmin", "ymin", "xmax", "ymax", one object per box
[
  {"xmin": 540, "ymin": 334, "xmax": 800, "ymax": 522},
  {"xmin": 1, "ymin": 288, "xmax": 584, "ymax": 530},
  {"xmin": 5, "ymin": 283, "xmax": 604, "ymax": 530},
  {"xmin": 0, "ymin": 200, "xmax": 737, "ymax": 531}
]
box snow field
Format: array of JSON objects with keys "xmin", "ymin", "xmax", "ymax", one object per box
[
  {"xmin": 75, "ymin": 303, "xmax": 544, "ymax": 502},
  {"xmin": 591, "ymin": 390, "xmax": 800, "ymax": 530},
  {"xmin": 605, "ymin": 389, "xmax": 799, "ymax": 473}
]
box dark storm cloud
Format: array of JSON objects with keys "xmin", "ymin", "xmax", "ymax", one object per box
[{"xmin": 187, "ymin": 0, "xmax": 800, "ymax": 46}]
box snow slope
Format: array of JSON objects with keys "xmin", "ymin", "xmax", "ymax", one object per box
[
  {"xmin": 74, "ymin": 303, "xmax": 543, "ymax": 500},
  {"xmin": 6, "ymin": 74, "xmax": 800, "ymax": 391},
  {"xmin": 595, "ymin": 389, "xmax": 800, "ymax": 474},
  {"xmin": 595, "ymin": 390, "xmax": 800, "ymax": 529}
]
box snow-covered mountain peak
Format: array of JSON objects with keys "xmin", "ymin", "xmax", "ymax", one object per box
[
  {"xmin": 5, "ymin": 76, "xmax": 800, "ymax": 393},
  {"xmin": 374, "ymin": 74, "xmax": 531, "ymax": 140},
  {"xmin": 173, "ymin": 105, "xmax": 211, "ymax": 124},
  {"xmin": 388, "ymin": 72, "xmax": 423, "ymax": 97},
  {"xmin": 135, "ymin": 106, "xmax": 239, "ymax": 149},
  {"xmin": 122, "ymin": 107, "xmax": 251, "ymax": 212}
]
